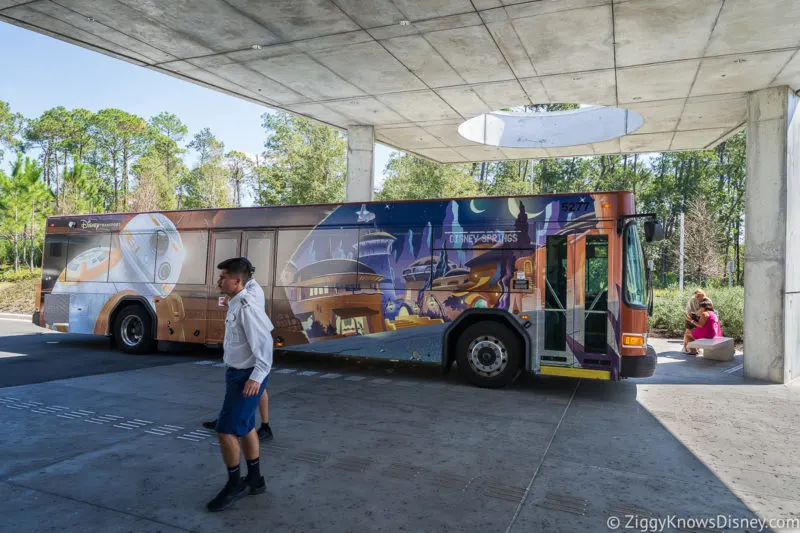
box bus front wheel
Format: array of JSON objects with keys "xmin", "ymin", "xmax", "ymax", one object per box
[
  {"xmin": 113, "ymin": 305, "xmax": 156, "ymax": 354},
  {"xmin": 456, "ymin": 321, "xmax": 522, "ymax": 388}
]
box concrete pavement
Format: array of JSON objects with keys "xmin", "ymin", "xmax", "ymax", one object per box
[{"xmin": 1, "ymin": 323, "xmax": 799, "ymax": 532}]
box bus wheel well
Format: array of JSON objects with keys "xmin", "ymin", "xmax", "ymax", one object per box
[
  {"xmin": 108, "ymin": 298, "xmax": 156, "ymax": 340},
  {"xmin": 442, "ymin": 311, "xmax": 529, "ymax": 374}
]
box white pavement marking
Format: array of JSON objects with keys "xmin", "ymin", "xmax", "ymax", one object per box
[
  {"xmin": 276, "ymin": 368, "xmax": 297, "ymax": 374},
  {"xmin": 723, "ymin": 364, "xmax": 744, "ymax": 374},
  {"xmin": 0, "ymin": 318, "xmax": 30, "ymax": 323},
  {"xmin": 370, "ymin": 378, "xmax": 391, "ymax": 384},
  {"xmin": 57, "ymin": 413, "xmax": 88, "ymax": 419},
  {"xmin": 320, "ymin": 373, "xmax": 342, "ymax": 379},
  {"xmin": 345, "ymin": 376, "xmax": 366, "ymax": 381},
  {"xmin": 298, "ymin": 371, "xmax": 319, "ymax": 376}
]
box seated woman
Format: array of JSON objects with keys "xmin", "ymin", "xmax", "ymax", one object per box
[{"xmin": 683, "ymin": 299, "xmax": 723, "ymax": 354}]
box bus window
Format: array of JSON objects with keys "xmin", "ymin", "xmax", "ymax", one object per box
[
  {"xmin": 42, "ymin": 235, "xmax": 68, "ymax": 284},
  {"xmin": 584, "ymin": 236, "xmax": 608, "ymax": 354},
  {"xmin": 175, "ymin": 231, "xmax": 208, "ymax": 284},
  {"xmin": 275, "ymin": 228, "xmax": 361, "ymax": 289},
  {"xmin": 544, "ymin": 236, "xmax": 568, "ymax": 351},
  {"xmin": 243, "ymin": 233, "xmax": 272, "ymax": 287},
  {"xmin": 624, "ymin": 225, "xmax": 647, "ymax": 307},
  {"xmin": 212, "ymin": 236, "xmax": 239, "ymax": 279},
  {"xmin": 108, "ymin": 232, "xmax": 157, "ymax": 283},
  {"xmin": 65, "ymin": 233, "xmax": 112, "ymax": 282}
]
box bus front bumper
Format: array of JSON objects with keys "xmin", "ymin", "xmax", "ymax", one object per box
[{"xmin": 620, "ymin": 345, "xmax": 658, "ymax": 378}]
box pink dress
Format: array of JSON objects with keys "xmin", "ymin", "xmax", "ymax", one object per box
[{"xmin": 691, "ymin": 311, "xmax": 722, "ymax": 339}]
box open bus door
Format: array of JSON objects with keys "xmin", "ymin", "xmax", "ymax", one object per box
[
  {"xmin": 539, "ymin": 231, "xmax": 575, "ymax": 368},
  {"xmin": 537, "ymin": 225, "xmax": 613, "ymax": 375}
]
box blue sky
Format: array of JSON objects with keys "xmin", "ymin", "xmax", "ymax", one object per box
[{"xmin": 0, "ymin": 21, "xmax": 397, "ymax": 204}]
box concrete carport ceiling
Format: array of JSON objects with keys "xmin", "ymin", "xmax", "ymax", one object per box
[{"xmin": 2, "ymin": 0, "xmax": 799, "ymax": 163}]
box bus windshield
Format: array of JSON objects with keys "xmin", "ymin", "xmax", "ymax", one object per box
[{"xmin": 624, "ymin": 224, "xmax": 647, "ymax": 307}]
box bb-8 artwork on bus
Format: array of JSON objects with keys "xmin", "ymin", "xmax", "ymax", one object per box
[{"xmin": 50, "ymin": 213, "xmax": 185, "ymax": 334}]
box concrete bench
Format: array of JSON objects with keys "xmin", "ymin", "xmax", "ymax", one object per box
[{"xmin": 687, "ymin": 337, "xmax": 735, "ymax": 361}]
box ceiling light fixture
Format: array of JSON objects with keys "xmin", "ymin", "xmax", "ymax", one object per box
[
  {"xmin": 251, "ymin": 44, "xmax": 263, "ymax": 50},
  {"xmin": 399, "ymin": 20, "xmax": 410, "ymax": 26},
  {"xmin": 86, "ymin": 16, "xmax": 94, "ymax": 22}
]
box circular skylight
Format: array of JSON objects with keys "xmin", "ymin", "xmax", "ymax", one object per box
[{"xmin": 457, "ymin": 105, "xmax": 644, "ymax": 148}]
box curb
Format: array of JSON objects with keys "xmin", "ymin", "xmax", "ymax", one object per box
[{"xmin": 0, "ymin": 312, "xmax": 33, "ymax": 320}]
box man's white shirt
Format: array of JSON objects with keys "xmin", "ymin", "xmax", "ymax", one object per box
[
  {"xmin": 245, "ymin": 279, "xmax": 266, "ymax": 312},
  {"xmin": 223, "ymin": 282, "xmax": 274, "ymax": 384}
]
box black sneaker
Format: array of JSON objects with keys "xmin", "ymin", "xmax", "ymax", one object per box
[
  {"xmin": 257, "ymin": 424, "xmax": 273, "ymax": 442},
  {"xmin": 206, "ymin": 479, "xmax": 248, "ymax": 512},
  {"xmin": 202, "ymin": 419, "xmax": 218, "ymax": 430},
  {"xmin": 246, "ymin": 475, "xmax": 266, "ymax": 495}
]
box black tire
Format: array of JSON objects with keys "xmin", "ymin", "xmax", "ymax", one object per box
[
  {"xmin": 455, "ymin": 321, "xmax": 522, "ymax": 388},
  {"xmin": 113, "ymin": 305, "xmax": 156, "ymax": 354}
]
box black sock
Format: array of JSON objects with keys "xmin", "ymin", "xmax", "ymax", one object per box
[
  {"xmin": 261, "ymin": 422, "xmax": 270, "ymax": 429},
  {"xmin": 227, "ymin": 465, "xmax": 240, "ymax": 486},
  {"xmin": 246, "ymin": 458, "xmax": 260, "ymax": 481}
]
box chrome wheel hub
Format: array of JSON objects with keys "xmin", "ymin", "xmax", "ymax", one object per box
[
  {"xmin": 120, "ymin": 315, "xmax": 144, "ymax": 347},
  {"xmin": 468, "ymin": 335, "xmax": 508, "ymax": 377}
]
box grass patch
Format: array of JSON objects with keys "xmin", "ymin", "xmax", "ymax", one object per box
[
  {"xmin": 650, "ymin": 286, "xmax": 743, "ymax": 341},
  {"xmin": 0, "ymin": 278, "xmax": 38, "ymax": 313}
]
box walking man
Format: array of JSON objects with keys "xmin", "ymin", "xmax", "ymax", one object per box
[
  {"xmin": 203, "ymin": 261, "xmax": 273, "ymax": 441},
  {"xmin": 206, "ymin": 257, "xmax": 274, "ymax": 512}
]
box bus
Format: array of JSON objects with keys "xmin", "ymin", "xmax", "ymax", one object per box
[{"xmin": 33, "ymin": 191, "xmax": 663, "ymax": 388}]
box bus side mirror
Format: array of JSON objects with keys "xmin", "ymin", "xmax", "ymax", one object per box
[{"xmin": 644, "ymin": 221, "xmax": 665, "ymax": 242}]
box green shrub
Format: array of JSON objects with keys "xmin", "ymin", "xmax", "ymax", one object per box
[
  {"xmin": 0, "ymin": 268, "xmax": 42, "ymax": 282},
  {"xmin": 649, "ymin": 286, "xmax": 743, "ymax": 341}
]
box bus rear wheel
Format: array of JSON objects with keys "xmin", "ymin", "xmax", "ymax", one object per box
[
  {"xmin": 456, "ymin": 321, "xmax": 522, "ymax": 388},
  {"xmin": 113, "ymin": 305, "xmax": 156, "ymax": 354}
]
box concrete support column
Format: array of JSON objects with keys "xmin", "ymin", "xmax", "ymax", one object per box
[
  {"xmin": 345, "ymin": 125, "xmax": 375, "ymax": 202},
  {"xmin": 744, "ymin": 86, "xmax": 800, "ymax": 383}
]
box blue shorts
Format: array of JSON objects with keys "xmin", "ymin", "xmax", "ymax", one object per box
[{"xmin": 217, "ymin": 367, "xmax": 268, "ymax": 437}]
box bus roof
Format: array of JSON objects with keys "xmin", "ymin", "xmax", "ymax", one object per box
[{"xmin": 45, "ymin": 191, "xmax": 636, "ymax": 233}]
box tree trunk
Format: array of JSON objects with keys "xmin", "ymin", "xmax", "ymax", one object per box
[
  {"xmin": 113, "ymin": 155, "xmax": 119, "ymax": 212},
  {"xmin": 599, "ymin": 156, "xmax": 607, "ymax": 182},
  {"xmin": 22, "ymin": 225, "xmax": 28, "ymax": 267},
  {"xmin": 63, "ymin": 148, "xmax": 68, "ymax": 208},
  {"xmin": 13, "ymin": 233, "xmax": 19, "ymax": 272},
  {"xmin": 30, "ymin": 199, "xmax": 36, "ymax": 271},
  {"xmin": 122, "ymin": 145, "xmax": 129, "ymax": 211},
  {"xmin": 44, "ymin": 148, "xmax": 50, "ymax": 188}
]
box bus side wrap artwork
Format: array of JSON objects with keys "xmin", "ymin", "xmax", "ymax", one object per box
[{"xmin": 36, "ymin": 191, "xmax": 650, "ymax": 381}]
